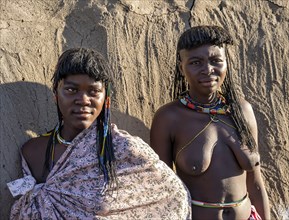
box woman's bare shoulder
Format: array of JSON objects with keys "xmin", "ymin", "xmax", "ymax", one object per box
[
  {"xmin": 22, "ymin": 136, "xmax": 49, "ymax": 151},
  {"xmin": 238, "ymin": 98, "xmax": 256, "ymax": 119},
  {"xmin": 238, "ymin": 97, "xmax": 258, "ymax": 139},
  {"xmin": 22, "ymin": 136, "xmax": 50, "ymax": 162},
  {"xmin": 154, "ymin": 100, "xmax": 183, "ymax": 120},
  {"xmin": 239, "ymin": 98, "xmax": 253, "ymax": 110}
]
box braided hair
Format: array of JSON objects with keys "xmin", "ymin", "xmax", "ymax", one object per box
[
  {"xmin": 173, "ymin": 25, "xmax": 257, "ymax": 152},
  {"xmin": 45, "ymin": 48, "xmax": 116, "ymax": 186}
]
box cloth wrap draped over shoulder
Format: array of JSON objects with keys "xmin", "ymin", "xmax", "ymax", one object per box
[{"xmin": 8, "ymin": 124, "xmax": 191, "ymax": 220}]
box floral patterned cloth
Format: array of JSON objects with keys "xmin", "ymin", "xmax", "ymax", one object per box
[{"xmin": 9, "ymin": 124, "xmax": 191, "ymax": 220}]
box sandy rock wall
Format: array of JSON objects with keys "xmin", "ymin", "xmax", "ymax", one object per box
[{"xmin": 0, "ymin": 0, "xmax": 288, "ymax": 219}]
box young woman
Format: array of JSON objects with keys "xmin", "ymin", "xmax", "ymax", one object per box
[
  {"xmin": 8, "ymin": 48, "xmax": 191, "ymax": 219},
  {"xmin": 150, "ymin": 26, "xmax": 270, "ymax": 220}
]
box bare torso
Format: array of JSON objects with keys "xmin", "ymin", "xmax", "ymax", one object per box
[{"xmin": 151, "ymin": 100, "xmax": 254, "ymax": 219}]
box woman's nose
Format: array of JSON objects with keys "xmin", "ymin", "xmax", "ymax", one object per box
[
  {"xmin": 202, "ymin": 64, "xmax": 214, "ymax": 75},
  {"xmin": 75, "ymin": 92, "xmax": 91, "ymax": 105}
]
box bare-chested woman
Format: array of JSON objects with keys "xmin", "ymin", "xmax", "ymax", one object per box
[{"xmin": 150, "ymin": 26, "xmax": 270, "ymax": 220}]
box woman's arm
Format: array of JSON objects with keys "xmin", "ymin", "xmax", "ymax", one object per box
[
  {"xmin": 241, "ymin": 99, "xmax": 270, "ymax": 219},
  {"xmin": 247, "ymin": 166, "xmax": 270, "ymax": 219},
  {"xmin": 150, "ymin": 106, "xmax": 175, "ymax": 169},
  {"xmin": 226, "ymin": 100, "xmax": 261, "ymax": 170}
]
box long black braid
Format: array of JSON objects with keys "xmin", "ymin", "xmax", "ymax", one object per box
[
  {"xmin": 43, "ymin": 48, "xmax": 116, "ymax": 185},
  {"xmin": 173, "ymin": 25, "xmax": 257, "ymax": 152}
]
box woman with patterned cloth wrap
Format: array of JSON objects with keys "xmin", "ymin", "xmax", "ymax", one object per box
[
  {"xmin": 8, "ymin": 48, "xmax": 191, "ymax": 220},
  {"xmin": 150, "ymin": 26, "xmax": 270, "ymax": 220}
]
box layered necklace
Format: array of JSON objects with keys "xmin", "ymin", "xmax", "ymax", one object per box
[{"xmin": 179, "ymin": 91, "xmax": 230, "ymax": 115}]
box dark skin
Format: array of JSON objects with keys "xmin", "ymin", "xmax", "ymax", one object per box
[
  {"xmin": 22, "ymin": 74, "xmax": 106, "ymax": 183},
  {"xmin": 150, "ymin": 44, "xmax": 270, "ymax": 219},
  {"xmin": 21, "ymin": 137, "xmax": 66, "ymax": 183}
]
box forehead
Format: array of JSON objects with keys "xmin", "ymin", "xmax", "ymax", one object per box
[
  {"xmin": 179, "ymin": 44, "xmax": 226, "ymax": 59},
  {"xmin": 60, "ymin": 74, "xmax": 104, "ymax": 87}
]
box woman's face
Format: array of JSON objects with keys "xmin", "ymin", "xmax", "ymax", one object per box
[
  {"xmin": 178, "ymin": 44, "xmax": 227, "ymax": 102},
  {"xmin": 56, "ymin": 74, "xmax": 105, "ymax": 136}
]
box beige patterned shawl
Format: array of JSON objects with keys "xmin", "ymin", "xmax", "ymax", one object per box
[{"xmin": 8, "ymin": 124, "xmax": 191, "ymax": 219}]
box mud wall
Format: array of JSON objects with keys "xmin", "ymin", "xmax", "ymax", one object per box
[{"xmin": 0, "ymin": 0, "xmax": 288, "ymax": 219}]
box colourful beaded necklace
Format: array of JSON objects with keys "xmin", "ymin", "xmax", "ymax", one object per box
[{"xmin": 179, "ymin": 91, "xmax": 230, "ymax": 115}]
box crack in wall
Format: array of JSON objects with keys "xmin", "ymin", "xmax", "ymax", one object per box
[
  {"xmin": 267, "ymin": 0, "xmax": 286, "ymax": 9},
  {"xmin": 188, "ymin": 0, "xmax": 196, "ymax": 27}
]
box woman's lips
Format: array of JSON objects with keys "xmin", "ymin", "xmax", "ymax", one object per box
[
  {"xmin": 199, "ymin": 78, "xmax": 218, "ymax": 87},
  {"xmin": 73, "ymin": 110, "xmax": 92, "ymax": 119}
]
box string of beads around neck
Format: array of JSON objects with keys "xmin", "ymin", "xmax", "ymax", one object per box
[{"xmin": 179, "ymin": 91, "xmax": 230, "ymax": 115}]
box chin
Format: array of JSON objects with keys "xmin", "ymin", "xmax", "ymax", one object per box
[
  {"xmin": 75, "ymin": 121, "xmax": 95, "ymax": 130},
  {"xmin": 208, "ymin": 86, "xmax": 219, "ymax": 93},
  {"xmin": 201, "ymin": 89, "xmax": 216, "ymax": 96}
]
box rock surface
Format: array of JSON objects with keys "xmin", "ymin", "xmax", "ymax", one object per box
[{"xmin": 0, "ymin": 0, "xmax": 288, "ymax": 219}]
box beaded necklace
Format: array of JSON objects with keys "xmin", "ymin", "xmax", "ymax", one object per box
[{"xmin": 179, "ymin": 91, "xmax": 230, "ymax": 115}]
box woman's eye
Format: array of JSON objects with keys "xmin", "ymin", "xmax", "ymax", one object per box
[
  {"xmin": 190, "ymin": 60, "xmax": 200, "ymax": 65},
  {"xmin": 90, "ymin": 90, "xmax": 97, "ymax": 95},
  {"xmin": 212, "ymin": 59, "xmax": 223, "ymax": 63},
  {"xmin": 66, "ymin": 88, "xmax": 77, "ymax": 93},
  {"xmin": 90, "ymin": 89, "xmax": 101, "ymax": 96}
]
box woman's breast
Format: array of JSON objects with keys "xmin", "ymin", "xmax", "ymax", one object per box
[
  {"xmin": 174, "ymin": 122, "xmax": 241, "ymax": 176},
  {"xmin": 175, "ymin": 129, "xmax": 217, "ymax": 176}
]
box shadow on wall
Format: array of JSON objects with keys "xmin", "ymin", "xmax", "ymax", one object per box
[
  {"xmin": 0, "ymin": 81, "xmax": 56, "ymax": 219},
  {"xmin": 111, "ymin": 110, "xmax": 150, "ymax": 144}
]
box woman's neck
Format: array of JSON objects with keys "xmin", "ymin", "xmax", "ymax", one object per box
[
  {"xmin": 188, "ymin": 91, "xmax": 217, "ymax": 105},
  {"xmin": 60, "ymin": 124, "xmax": 82, "ymax": 142}
]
